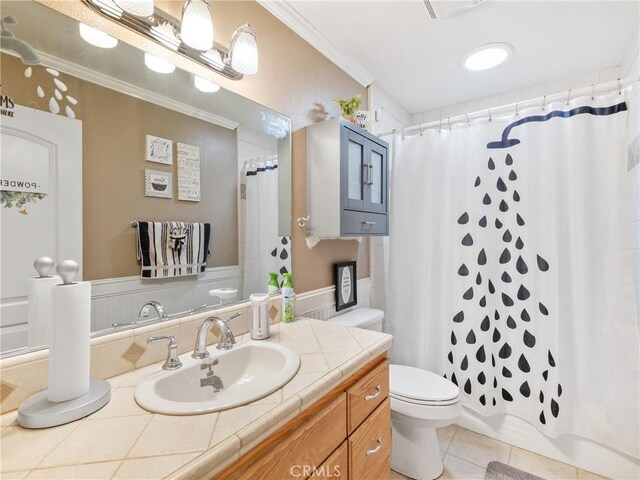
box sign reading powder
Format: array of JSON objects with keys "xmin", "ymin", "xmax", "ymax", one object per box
[{"xmin": 177, "ymin": 142, "xmax": 201, "ymax": 202}]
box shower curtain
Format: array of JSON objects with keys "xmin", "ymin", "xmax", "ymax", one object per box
[
  {"xmin": 388, "ymin": 92, "xmax": 640, "ymax": 457},
  {"xmin": 241, "ymin": 157, "xmax": 283, "ymax": 297}
]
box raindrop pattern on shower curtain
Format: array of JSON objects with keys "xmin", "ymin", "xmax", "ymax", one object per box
[{"xmin": 446, "ymin": 153, "xmax": 562, "ymax": 427}]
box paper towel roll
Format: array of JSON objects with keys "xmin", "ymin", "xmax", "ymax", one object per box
[
  {"xmin": 48, "ymin": 281, "xmax": 91, "ymax": 403},
  {"xmin": 27, "ymin": 275, "xmax": 61, "ymax": 348}
]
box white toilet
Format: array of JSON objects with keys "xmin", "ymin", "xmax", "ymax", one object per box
[{"xmin": 328, "ymin": 308, "xmax": 461, "ymax": 480}]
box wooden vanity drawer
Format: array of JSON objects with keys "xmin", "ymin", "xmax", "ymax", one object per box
[
  {"xmin": 348, "ymin": 399, "xmax": 391, "ymax": 480},
  {"xmin": 235, "ymin": 394, "xmax": 347, "ymax": 480},
  {"xmin": 347, "ymin": 359, "xmax": 389, "ymax": 433},
  {"xmin": 310, "ymin": 441, "xmax": 347, "ymax": 479}
]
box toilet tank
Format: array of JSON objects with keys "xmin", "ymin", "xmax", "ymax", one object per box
[{"xmin": 327, "ymin": 308, "xmax": 385, "ymax": 332}]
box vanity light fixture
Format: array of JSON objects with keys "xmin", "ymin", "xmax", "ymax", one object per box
[
  {"xmin": 114, "ymin": 0, "xmax": 154, "ymax": 18},
  {"xmin": 79, "ymin": 23, "xmax": 118, "ymax": 48},
  {"xmin": 150, "ymin": 22, "xmax": 180, "ymax": 51},
  {"xmin": 82, "ymin": 0, "xmax": 258, "ymax": 81},
  {"xmin": 462, "ymin": 42, "xmax": 513, "ymax": 71},
  {"xmin": 230, "ymin": 24, "xmax": 258, "ymax": 75},
  {"xmin": 180, "ymin": 0, "xmax": 214, "ymax": 51},
  {"xmin": 144, "ymin": 52, "xmax": 175, "ymax": 73},
  {"xmin": 194, "ymin": 75, "xmax": 220, "ymax": 93}
]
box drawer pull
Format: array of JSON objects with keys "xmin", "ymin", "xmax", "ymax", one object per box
[
  {"xmin": 365, "ymin": 385, "xmax": 382, "ymax": 401},
  {"xmin": 366, "ymin": 437, "xmax": 383, "ymax": 456},
  {"xmin": 362, "ymin": 221, "xmax": 377, "ymax": 226}
]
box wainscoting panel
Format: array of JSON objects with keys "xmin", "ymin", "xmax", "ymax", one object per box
[
  {"xmin": 296, "ymin": 277, "xmax": 371, "ymax": 320},
  {"xmin": 90, "ymin": 265, "xmax": 241, "ymax": 333}
]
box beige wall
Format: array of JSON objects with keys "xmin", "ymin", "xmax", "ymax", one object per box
[
  {"xmin": 2, "ymin": 53, "xmax": 238, "ymax": 280},
  {"xmin": 38, "ymin": 0, "xmax": 370, "ymax": 291}
]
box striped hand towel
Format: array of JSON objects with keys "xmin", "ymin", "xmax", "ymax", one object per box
[{"xmin": 135, "ymin": 221, "xmax": 211, "ymax": 278}]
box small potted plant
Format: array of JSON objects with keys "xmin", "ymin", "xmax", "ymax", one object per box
[{"xmin": 336, "ymin": 95, "xmax": 361, "ymax": 124}]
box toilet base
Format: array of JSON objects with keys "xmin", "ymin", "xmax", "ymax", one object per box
[{"xmin": 391, "ymin": 410, "xmax": 446, "ymax": 480}]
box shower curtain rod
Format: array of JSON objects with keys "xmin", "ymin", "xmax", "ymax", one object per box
[{"xmin": 378, "ymin": 76, "xmax": 639, "ymax": 138}]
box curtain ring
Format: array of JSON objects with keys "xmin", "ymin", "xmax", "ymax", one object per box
[
  {"xmin": 401, "ymin": 127, "xmax": 405, "ymax": 140},
  {"xmin": 447, "ymin": 117, "xmax": 451, "ymax": 130},
  {"xmin": 439, "ymin": 118, "xmax": 442, "ymax": 132},
  {"xmin": 618, "ymin": 78, "xmax": 622, "ymax": 95},
  {"xmin": 591, "ymin": 84, "xmax": 596, "ymax": 101},
  {"xmin": 515, "ymin": 101, "xmax": 519, "ymax": 117},
  {"xmin": 419, "ymin": 123, "xmax": 424, "ymax": 136},
  {"xmin": 465, "ymin": 113, "xmax": 470, "ymax": 126},
  {"xmin": 488, "ymin": 108, "xmax": 492, "ymax": 122},
  {"xmin": 541, "ymin": 95, "xmax": 547, "ymax": 111},
  {"xmin": 566, "ymin": 89, "xmax": 571, "ymax": 106}
]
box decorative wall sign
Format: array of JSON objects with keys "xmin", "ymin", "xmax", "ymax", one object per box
[
  {"xmin": 334, "ymin": 261, "xmax": 357, "ymax": 311},
  {"xmin": 177, "ymin": 142, "xmax": 201, "ymax": 202},
  {"xmin": 146, "ymin": 135, "xmax": 173, "ymax": 165},
  {"xmin": 355, "ymin": 110, "xmax": 370, "ymax": 131},
  {"xmin": 144, "ymin": 169, "xmax": 172, "ymax": 198}
]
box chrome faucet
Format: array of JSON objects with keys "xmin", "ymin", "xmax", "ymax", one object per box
[
  {"xmin": 192, "ymin": 312, "xmax": 241, "ymax": 358},
  {"xmin": 138, "ymin": 300, "xmax": 168, "ymax": 321},
  {"xmin": 147, "ymin": 335, "xmax": 182, "ymax": 370}
]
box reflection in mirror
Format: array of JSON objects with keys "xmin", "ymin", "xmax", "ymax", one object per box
[{"xmin": 0, "ymin": 0, "xmax": 292, "ymax": 358}]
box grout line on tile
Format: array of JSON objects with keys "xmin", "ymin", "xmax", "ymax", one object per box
[
  {"xmin": 30, "ymin": 417, "xmax": 86, "ymax": 470},
  {"xmin": 444, "ymin": 450, "xmax": 490, "ymax": 470},
  {"xmin": 108, "ymin": 460, "xmax": 124, "ymax": 479},
  {"xmin": 206, "ymin": 411, "xmax": 221, "ymax": 448},
  {"xmin": 122, "ymin": 414, "xmax": 155, "ymax": 459}
]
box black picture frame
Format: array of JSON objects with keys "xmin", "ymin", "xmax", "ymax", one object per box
[{"xmin": 334, "ymin": 261, "xmax": 357, "ymax": 311}]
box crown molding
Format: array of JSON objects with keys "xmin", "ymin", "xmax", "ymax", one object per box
[{"xmin": 257, "ymin": 0, "xmax": 375, "ymax": 87}]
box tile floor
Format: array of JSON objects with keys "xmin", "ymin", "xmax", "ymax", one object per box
[{"xmin": 390, "ymin": 426, "xmax": 609, "ymax": 480}]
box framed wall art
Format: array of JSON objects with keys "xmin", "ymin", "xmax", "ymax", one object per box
[{"xmin": 335, "ymin": 261, "xmax": 357, "ymax": 311}]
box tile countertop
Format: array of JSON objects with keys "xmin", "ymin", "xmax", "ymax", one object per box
[{"xmin": 0, "ymin": 318, "xmax": 392, "ymax": 480}]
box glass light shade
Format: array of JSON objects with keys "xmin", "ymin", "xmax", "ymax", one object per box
[
  {"xmin": 79, "ymin": 23, "xmax": 118, "ymax": 49},
  {"xmin": 462, "ymin": 43, "xmax": 513, "ymax": 71},
  {"xmin": 144, "ymin": 53, "xmax": 175, "ymax": 74},
  {"xmin": 180, "ymin": 0, "xmax": 214, "ymax": 51},
  {"xmin": 194, "ymin": 75, "xmax": 220, "ymax": 93},
  {"xmin": 151, "ymin": 22, "xmax": 179, "ymax": 51},
  {"xmin": 231, "ymin": 25, "xmax": 258, "ymax": 75},
  {"xmin": 114, "ymin": 0, "xmax": 154, "ymax": 17}
]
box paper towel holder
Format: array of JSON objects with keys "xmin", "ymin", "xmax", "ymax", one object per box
[{"xmin": 17, "ymin": 259, "xmax": 111, "ymax": 429}]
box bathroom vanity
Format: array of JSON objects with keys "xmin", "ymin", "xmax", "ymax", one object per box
[
  {"xmin": 219, "ymin": 353, "xmax": 390, "ymax": 479},
  {"xmin": 0, "ymin": 318, "xmax": 392, "ymax": 479}
]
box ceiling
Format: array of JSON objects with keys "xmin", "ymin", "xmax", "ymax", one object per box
[{"xmin": 264, "ymin": 0, "xmax": 639, "ymax": 114}]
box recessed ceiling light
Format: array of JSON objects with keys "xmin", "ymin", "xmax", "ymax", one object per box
[
  {"xmin": 194, "ymin": 75, "xmax": 220, "ymax": 93},
  {"xmin": 79, "ymin": 23, "xmax": 118, "ymax": 49},
  {"xmin": 144, "ymin": 53, "xmax": 175, "ymax": 74},
  {"xmin": 462, "ymin": 43, "xmax": 513, "ymax": 71}
]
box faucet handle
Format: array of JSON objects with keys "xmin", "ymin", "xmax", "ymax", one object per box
[{"xmin": 147, "ymin": 335, "xmax": 182, "ymax": 370}]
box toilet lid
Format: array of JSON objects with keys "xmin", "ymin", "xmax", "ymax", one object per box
[{"xmin": 390, "ymin": 364, "xmax": 459, "ymax": 402}]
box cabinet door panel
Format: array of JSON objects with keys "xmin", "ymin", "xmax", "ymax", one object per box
[
  {"xmin": 341, "ymin": 126, "xmax": 366, "ymax": 211},
  {"xmin": 364, "ymin": 140, "xmax": 388, "ymax": 214},
  {"xmin": 309, "ymin": 441, "xmax": 348, "ymax": 479}
]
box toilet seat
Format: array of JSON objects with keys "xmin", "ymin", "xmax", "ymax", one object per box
[{"xmin": 390, "ymin": 364, "xmax": 459, "ymax": 405}]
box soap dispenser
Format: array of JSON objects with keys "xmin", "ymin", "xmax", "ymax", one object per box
[
  {"xmin": 250, "ymin": 293, "xmax": 270, "ymax": 340},
  {"xmin": 281, "ymin": 273, "xmax": 295, "ymax": 323}
]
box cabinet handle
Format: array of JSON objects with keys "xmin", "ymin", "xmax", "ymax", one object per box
[
  {"xmin": 365, "ymin": 385, "xmax": 382, "ymax": 400},
  {"xmin": 367, "ymin": 164, "xmax": 374, "ymax": 185},
  {"xmin": 362, "ymin": 221, "xmax": 376, "ymax": 226},
  {"xmin": 366, "ymin": 437, "xmax": 383, "ymax": 456},
  {"xmin": 362, "ymin": 164, "xmax": 369, "ymax": 187}
]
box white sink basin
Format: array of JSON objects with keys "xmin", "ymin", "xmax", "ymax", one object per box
[{"xmin": 134, "ymin": 341, "xmax": 301, "ymax": 415}]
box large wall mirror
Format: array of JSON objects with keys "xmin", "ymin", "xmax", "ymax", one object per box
[{"xmin": 0, "ymin": 0, "xmax": 292, "ymax": 357}]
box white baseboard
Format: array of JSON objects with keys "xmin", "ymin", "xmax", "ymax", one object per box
[
  {"xmin": 297, "ymin": 277, "xmax": 371, "ymax": 320},
  {"xmin": 456, "ymin": 407, "xmax": 640, "ymax": 479}
]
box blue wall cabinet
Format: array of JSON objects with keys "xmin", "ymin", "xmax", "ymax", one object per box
[{"xmin": 306, "ymin": 118, "xmax": 389, "ymax": 237}]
